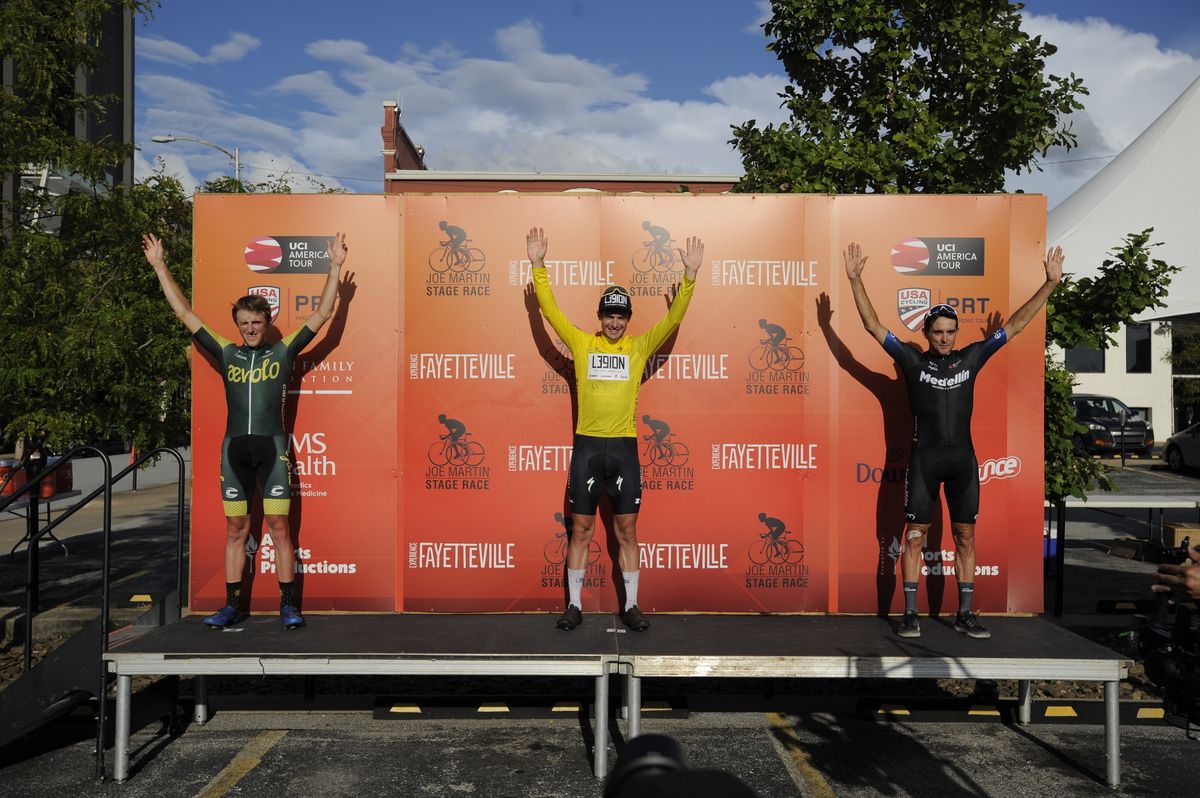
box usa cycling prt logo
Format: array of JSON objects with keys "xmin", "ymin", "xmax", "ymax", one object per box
[
  {"xmin": 426, "ymin": 221, "xmax": 491, "ymax": 297},
  {"xmin": 247, "ymin": 285, "xmax": 281, "ymax": 323},
  {"xmin": 897, "ymin": 288, "xmax": 931, "ymax": 331},
  {"xmin": 244, "ymin": 236, "xmax": 333, "ymax": 274},
  {"xmin": 890, "ymin": 238, "xmax": 985, "ymax": 276}
]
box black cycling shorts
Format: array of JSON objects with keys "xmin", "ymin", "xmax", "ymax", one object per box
[
  {"xmin": 219, "ymin": 434, "xmax": 292, "ymax": 517},
  {"xmin": 567, "ymin": 434, "xmax": 642, "ymax": 516},
  {"xmin": 904, "ymin": 447, "xmax": 979, "ymax": 525}
]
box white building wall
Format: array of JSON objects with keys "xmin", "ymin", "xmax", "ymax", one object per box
[{"xmin": 1063, "ymin": 321, "xmax": 1174, "ymax": 439}]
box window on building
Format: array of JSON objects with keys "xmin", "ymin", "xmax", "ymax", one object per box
[
  {"xmin": 1126, "ymin": 323, "xmax": 1151, "ymax": 373},
  {"xmin": 1065, "ymin": 345, "xmax": 1104, "ymax": 373}
]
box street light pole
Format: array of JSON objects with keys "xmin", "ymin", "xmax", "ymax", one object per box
[{"xmin": 151, "ymin": 134, "xmax": 241, "ymax": 185}]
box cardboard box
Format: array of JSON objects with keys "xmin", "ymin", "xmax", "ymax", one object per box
[
  {"xmin": 1163, "ymin": 522, "xmax": 1200, "ymax": 550},
  {"xmin": 1108, "ymin": 538, "xmax": 1145, "ymax": 560}
]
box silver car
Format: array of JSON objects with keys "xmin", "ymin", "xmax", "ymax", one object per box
[{"xmin": 1164, "ymin": 422, "xmax": 1200, "ymax": 473}]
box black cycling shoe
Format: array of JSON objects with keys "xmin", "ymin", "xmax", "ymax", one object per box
[
  {"xmin": 896, "ymin": 612, "xmax": 921, "ymax": 638},
  {"xmin": 622, "ymin": 605, "xmax": 651, "ymax": 632},
  {"xmin": 556, "ymin": 605, "xmax": 583, "ymax": 631},
  {"xmin": 954, "ymin": 612, "xmax": 991, "ymax": 639}
]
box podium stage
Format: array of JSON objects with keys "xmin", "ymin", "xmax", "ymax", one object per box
[{"xmin": 104, "ymin": 613, "xmax": 1128, "ymax": 785}]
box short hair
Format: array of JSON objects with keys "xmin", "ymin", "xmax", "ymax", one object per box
[
  {"xmin": 921, "ymin": 304, "xmax": 958, "ymax": 333},
  {"xmin": 232, "ymin": 295, "xmax": 272, "ymax": 323}
]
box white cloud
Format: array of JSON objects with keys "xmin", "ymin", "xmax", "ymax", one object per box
[
  {"xmin": 260, "ymin": 20, "xmax": 788, "ymax": 184},
  {"xmin": 1006, "ymin": 14, "xmax": 1200, "ymax": 207},
  {"xmin": 137, "ymin": 32, "xmax": 261, "ymax": 66}
]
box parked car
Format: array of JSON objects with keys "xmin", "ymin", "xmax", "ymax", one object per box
[
  {"xmin": 1068, "ymin": 394, "xmax": 1154, "ymax": 457},
  {"xmin": 1164, "ymin": 422, "xmax": 1200, "ymax": 473}
]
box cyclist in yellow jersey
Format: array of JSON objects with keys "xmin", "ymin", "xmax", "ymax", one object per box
[
  {"xmin": 526, "ymin": 226, "xmax": 705, "ymax": 632},
  {"xmin": 142, "ymin": 232, "xmax": 348, "ymax": 630}
]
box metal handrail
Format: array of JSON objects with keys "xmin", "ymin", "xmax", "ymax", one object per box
[{"xmin": 2, "ymin": 446, "xmax": 187, "ymax": 781}]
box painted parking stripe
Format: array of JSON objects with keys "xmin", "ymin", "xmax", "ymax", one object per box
[
  {"xmin": 767, "ymin": 712, "xmax": 836, "ymax": 798},
  {"xmin": 196, "ymin": 729, "xmax": 286, "ymax": 798}
]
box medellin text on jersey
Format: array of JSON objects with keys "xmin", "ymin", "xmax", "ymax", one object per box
[
  {"xmin": 194, "ymin": 324, "xmax": 316, "ymax": 438},
  {"xmin": 881, "ymin": 328, "xmax": 1007, "ymax": 451}
]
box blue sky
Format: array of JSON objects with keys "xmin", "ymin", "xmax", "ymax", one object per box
[{"xmin": 134, "ymin": 1, "xmax": 1200, "ymax": 206}]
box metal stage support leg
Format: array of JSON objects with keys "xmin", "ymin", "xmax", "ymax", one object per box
[
  {"xmin": 1017, "ymin": 680, "xmax": 1032, "ymax": 725},
  {"xmin": 1105, "ymin": 681, "xmax": 1121, "ymax": 789},
  {"xmin": 114, "ymin": 675, "xmax": 132, "ymax": 782},
  {"xmin": 626, "ymin": 673, "xmax": 641, "ymax": 739},
  {"xmin": 593, "ymin": 673, "xmax": 609, "ymax": 778},
  {"xmin": 194, "ymin": 676, "xmax": 209, "ymax": 724}
]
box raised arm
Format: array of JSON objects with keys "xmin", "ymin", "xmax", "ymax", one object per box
[
  {"xmin": 305, "ymin": 232, "xmax": 348, "ymax": 332},
  {"xmin": 679, "ymin": 235, "xmax": 704, "ymax": 281},
  {"xmin": 1003, "ymin": 246, "xmax": 1063, "ymax": 339},
  {"xmin": 843, "ymin": 242, "xmax": 887, "ymax": 345},
  {"xmin": 143, "ymin": 234, "xmax": 204, "ymax": 334},
  {"xmin": 527, "ymin": 226, "xmax": 582, "ymax": 345}
]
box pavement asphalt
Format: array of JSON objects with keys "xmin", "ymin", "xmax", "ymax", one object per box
[{"xmin": 1, "ymin": 452, "xmax": 1199, "ymax": 797}]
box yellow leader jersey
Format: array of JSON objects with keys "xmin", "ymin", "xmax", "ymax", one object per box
[{"xmin": 533, "ymin": 268, "xmax": 696, "ymax": 437}]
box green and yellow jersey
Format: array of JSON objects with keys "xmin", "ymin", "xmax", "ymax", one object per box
[
  {"xmin": 533, "ymin": 268, "xmax": 695, "ymax": 437},
  {"xmin": 193, "ymin": 324, "xmax": 315, "ymax": 438}
]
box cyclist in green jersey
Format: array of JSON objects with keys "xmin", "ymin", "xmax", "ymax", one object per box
[{"xmin": 142, "ymin": 232, "xmax": 348, "ymax": 630}]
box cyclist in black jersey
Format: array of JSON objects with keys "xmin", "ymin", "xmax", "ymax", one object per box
[
  {"xmin": 143, "ymin": 232, "xmax": 348, "ymax": 630},
  {"xmin": 844, "ymin": 241, "xmax": 1063, "ymax": 639}
]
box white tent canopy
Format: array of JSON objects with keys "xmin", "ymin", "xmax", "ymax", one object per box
[{"xmin": 1048, "ymin": 74, "xmax": 1200, "ymax": 321}]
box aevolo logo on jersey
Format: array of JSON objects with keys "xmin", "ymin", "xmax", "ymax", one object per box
[
  {"xmin": 245, "ymin": 237, "xmax": 332, "ymax": 274},
  {"xmin": 978, "ymin": 455, "xmax": 1021, "ymax": 485},
  {"xmin": 247, "ymin": 285, "xmax": 281, "ymax": 322},
  {"xmin": 890, "ymin": 238, "xmax": 985, "ymax": 276}
]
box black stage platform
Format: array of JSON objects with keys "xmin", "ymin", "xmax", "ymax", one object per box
[{"xmin": 104, "ymin": 614, "xmax": 1129, "ymax": 785}]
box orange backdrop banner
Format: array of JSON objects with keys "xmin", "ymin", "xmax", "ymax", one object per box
[{"xmin": 191, "ymin": 193, "xmax": 1046, "ymax": 615}]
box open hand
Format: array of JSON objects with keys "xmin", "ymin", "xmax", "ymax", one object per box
[
  {"xmin": 527, "ymin": 227, "xmax": 548, "ymax": 263},
  {"xmin": 843, "ymin": 242, "xmax": 868, "ymax": 280}
]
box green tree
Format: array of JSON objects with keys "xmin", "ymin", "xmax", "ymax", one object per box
[
  {"xmin": 1044, "ymin": 230, "xmax": 1178, "ymax": 499},
  {"xmin": 731, "ymin": 0, "xmax": 1086, "ymax": 193},
  {"xmin": 0, "ymin": 171, "xmax": 194, "ymax": 453},
  {"xmin": 0, "ymin": 0, "xmax": 176, "ymax": 456},
  {"xmin": 736, "ymin": 2, "xmax": 1177, "ymax": 500}
]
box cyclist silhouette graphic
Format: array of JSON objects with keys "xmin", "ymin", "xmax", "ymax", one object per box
[
  {"xmin": 634, "ymin": 221, "xmax": 677, "ymax": 273},
  {"xmin": 430, "ymin": 221, "xmax": 485, "ymax": 273},
  {"xmin": 439, "ymin": 220, "xmax": 467, "ymax": 250},
  {"xmin": 749, "ymin": 512, "xmax": 803, "ymax": 565},
  {"xmin": 437, "ymin": 413, "xmax": 465, "ymax": 443},
  {"xmin": 429, "ymin": 414, "xmax": 484, "ymax": 467},
  {"xmin": 750, "ymin": 319, "xmax": 804, "ymax": 372},
  {"xmin": 758, "ymin": 512, "xmax": 786, "ymax": 541},
  {"xmin": 640, "ymin": 415, "xmax": 690, "ymax": 467},
  {"xmin": 759, "ymin": 318, "xmax": 787, "ymax": 347},
  {"xmin": 642, "ymin": 415, "xmax": 670, "ymax": 443}
]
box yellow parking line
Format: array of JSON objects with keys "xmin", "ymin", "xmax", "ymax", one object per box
[
  {"xmin": 477, "ymin": 702, "xmax": 509, "ymax": 713},
  {"xmin": 389, "ymin": 704, "xmax": 421, "ymax": 714},
  {"xmin": 1136, "ymin": 707, "xmax": 1165, "ymax": 720},
  {"xmin": 196, "ymin": 729, "xmax": 287, "ymax": 798},
  {"xmin": 552, "ymin": 701, "xmax": 581, "ymax": 712},
  {"xmin": 968, "ymin": 705, "xmax": 1001, "ymax": 716},
  {"xmin": 767, "ymin": 712, "xmax": 836, "ymax": 798},
  {"xmin": 877, "ymin": 704, "xmax": 911, "ymax": 715},
  {"xmin": 1044, "ymin": 706, "xmax": 1077, "ymax": 718}
]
